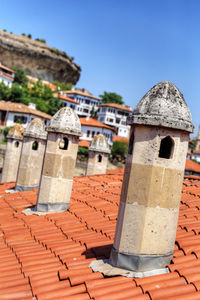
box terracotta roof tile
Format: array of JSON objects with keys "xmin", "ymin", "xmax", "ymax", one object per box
[
  {"xmin": 100, "ymin": 102, "xmax": 133, "ymax": 112},
  {"xmin": 80, "ymin": 117, "xmax": 115, "ymax": 131},
  {"xmin": 185, "ymin": 158, "xmax": 200, "ymax": 174},
  {"xmin": 1, "ymin": 170, "xmax": 200, "ymax": 298},
  {"xmin": 0, "ymin": 101, "xmax": 51, "ymax": 119}
]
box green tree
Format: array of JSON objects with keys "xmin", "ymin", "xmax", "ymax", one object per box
[
  {"xmin": 47, "ymin": 98, "xmax": 64, "ymax": 115},
  {"xmin": 90, "ymin": 105, "xmax": 96, "ymax": 118},
  {"xmin": 13, "ymin": 68, "xmax": 28, "ymax": 87},
  {"xmin": 99, "ymin": 91, "xmax": 124, "ymax": 105},
  {"xmin": 111, "ymin": 141, "xmax": 128, "ymax": 160},
  {"xmin": 54, "ymin": 80, "xmax": 73, "ymax": 91},
  {"xmin": 10, "ymin": 83, "xmax": 28, "ymax": 104},
  {"xmin": 30, "ymin": 80, "xmax": 53, "ymax": 100},
  {"xmin": 27, "ymin": 34, "xmax": 32, "ymax": 39},
  {"xmin": 0, "ymin": 82, "xmax": 11, "ymax": 100}
]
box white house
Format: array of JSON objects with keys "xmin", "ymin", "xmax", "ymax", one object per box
[
  {"xmin": 60, "ymin": 89, "xmax": 100, "ymax": 117},
  {"xmin": 0, "ymin": 64, "xmax": 15, "ymax": 87},
  {"xmin": 97, "ymin": 103, "xmax": 132, "ymax": 138},
  {"xmin": 0, "ymin": 101, "xmax": 51, "ymax": 128},
  {"xmin": 59, "ymin": 95, "xmax": 78, "ymax": 111},
  {"xmin": 79, "ymin": 117, "xmax": 115, "ymax": 146}
]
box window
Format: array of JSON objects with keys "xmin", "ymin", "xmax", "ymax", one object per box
[
  {"xmin": 59, "ymin": 137, "xmax": 69, "ymax": 150},
  {"xmin": 116, "ymin": 118, "xmax": 120, "ymax": 124},
  {"xmin": 92, "ymin": 131, "xmax": 95, "ymax": 138},
  {"xmin": 14, "ymin": 115, "xmax": 27, "ymax": 124},
  {"xmin": 14, "ymin": 141, "xmax": 19, "ymax": 148},
  {"xmin": 85, "ymin": 100, "xmax": 90, "ymax": 105},
  {"xmin": 121, "ymin": 121, "xmax": 126, "ymax": 125},
  {"xmin": 98, "ymin": 154, "xmax": 102, "ymax": 163},
  {"xmin": 87, "ymin": 130, "xmax": 90, "ymax": 137},
  {"xmin": 97, "ymin": 132, "xmax": 100, "ymax": 135},
  {"xmin": 32, "ymin": 141, "xmax": 38, "ymax": 151},
  {"xmin": 159, "ymin": 136, "xmax": 174, "ymax": 159},
  {"xmin": 106, "ymin": 118, "xmax": 114, "ymax": 123}
]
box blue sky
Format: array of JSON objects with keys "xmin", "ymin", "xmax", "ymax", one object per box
[{"xmin": 0, "ymin": 0, "xmax": 200, "ymax": 135}]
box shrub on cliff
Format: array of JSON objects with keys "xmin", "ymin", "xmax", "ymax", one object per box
[
  {"xmin": 111, "ymin": 141, "xmax": 128, "ymax": 161},
  {"xmin": 99, "ymin": 91, "xmax": 124, "ymax": 105}
]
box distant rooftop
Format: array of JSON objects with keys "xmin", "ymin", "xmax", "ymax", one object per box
[
  {"xmin": 0, "ymin": 101, "xmax": 51, "ymax": 120},
  {"xmin": 100, "ymin": 102, "xmax": 133, "ymax": 112},
  {"xmin": 64, "ymin": 89, "xmax": 100, "ymax": 101},
  {"xmin": 80, "ymin": 117, "xmax": 115, "ymax": 131}
]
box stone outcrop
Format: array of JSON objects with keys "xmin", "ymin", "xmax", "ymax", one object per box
[{"xmin": 0, "ymin": 30, "xmax": 81, "ymax": 84}]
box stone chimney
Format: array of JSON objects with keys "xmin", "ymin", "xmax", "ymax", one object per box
[
  {"xmin": 86, "ymin": 134, "xmax": 110, "ymax": 175},
  {"xmin": 109, "ymin": 81, "xmax": 194, "ymax": 272},
  {"xmin": 1, "ymin": 124, "xmax": 24, "ymax": 183},
  {"xmin": 36, "ymin": 107, "xmax": 81, "ymax": 212},
  {"xmin": 15, "ymin": 118, "xmax": 47, "ymax": 191}
]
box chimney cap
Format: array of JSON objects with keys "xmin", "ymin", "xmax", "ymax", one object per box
[
  {"xmin": 89, "ymin": 134, "xmax": 110, "ymax": 154},
  {"xmin": 7, "ymin": 124, "xmax": 24, "ymax": 140},
  {"xmin": 128, "ymin": 81, "xmax": 194, "ymax": 133},
  {"xmin": 24, "ymin": 118, "xmax": 47, "ymax": 140},
  {"xmin": 47, "ymin": 107, "xmax": 82, "ymax": 136}
]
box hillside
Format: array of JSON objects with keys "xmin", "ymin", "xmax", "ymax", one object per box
[{"xmin": 0, "ymin": 30, "xmax": 81, "ymax": 84}]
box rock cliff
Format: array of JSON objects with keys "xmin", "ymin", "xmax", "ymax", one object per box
[{"xmin": 0, "ymin": 31, "xmax": 81, "ymax": 84}]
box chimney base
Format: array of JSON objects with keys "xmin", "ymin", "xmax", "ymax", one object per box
[
  {"xmin": 109, "ymin": 247, "xmax": 173, "ymax": 272},
  {"xmin": 36, "ymin": 202, "xmax": 69, "ymax": 212},
  {"xmin": 90, "ymin": 259, "xmax": 169, "ymax": 278},
  {"xmin": 15, "ymin": 184, "xmax": 39, "ymax": 191}
]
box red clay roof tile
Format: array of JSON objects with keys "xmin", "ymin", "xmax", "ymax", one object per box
[{"xmin": 0, "ymin": 170, "xmax": 200, "ymax": 299}]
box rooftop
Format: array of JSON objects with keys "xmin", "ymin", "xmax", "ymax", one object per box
[
  {"xmin": 0, "ymin": 101, "xmax": 51, "ymax": 120},
  {"xmin": 185, "ymin": 158, "xmax": 200, "ymax": 174},
  {"xmin": 64, "ymin": 90, "xmax": 100, "ymax": 101},
  {"xmin": 0, "ymin": 63, "xmax": 15, "ymax": 74},
  {"xmin": 80, "ymin": 117, "xmax": 115, "ymax": 131},
  {"xmin": 59, "ymin": 95, "xmax": 77, "ymax": 104},
  {"xmin": 1, "ymin": 169, "xmax": 200, "ymax": 299},
  {"xmin": 99, "ymin": 102, "xmax": 133, "ymax": 112}
]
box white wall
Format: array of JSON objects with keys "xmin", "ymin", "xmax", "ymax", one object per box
[
  {"xmin": 0, "ymin": 75, "xmax": 13, "ymax": 88},
  {"xmin": 192, "ymin": 154, "xmax": 200, "ymax": 163},
  {"xmin": 80, "ymin": 125, "xmax": 113, "ymax": 145},
  {"xmin": 97, "ymin": 107, "xmax": 130, "ymax": 138},
  {"xmin": 6, "ymin": 112, "xmax": 49, "ymax": 128}
]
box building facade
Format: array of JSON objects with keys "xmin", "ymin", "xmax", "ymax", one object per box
[
  {"xmin": 79, "ymin": 117, "xmax": 114, "ymax": 146},
  {"xmin": 0, "ymin": 101, "xmax": 51, "ymax": 127},
  {"xmin": 0, "ymin": 64, "xmax": 15, "ymax": 87},
  {"xmin": 61, "ymin": 89, "xmax": 100, "ymax": 117},
  {"xmin": 97, "ymin": 103, "xmax": 132, "ymax": 138}
]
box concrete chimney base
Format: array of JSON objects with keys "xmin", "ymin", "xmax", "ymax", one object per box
[
  {"xmin": 36, "ymin": 202, "xmax": 69, "ymax": 212},
  {"xmin": 109, "ymin": 247, "xmax": 173, "ymax": 272},
  {"xmin": 90, "ymin": 259, "xmax": 169, "ymax": 278},
  {"xmin": 22, "ymin": 202, "xmax": 70, "ymax": 216},
  {"xmin": 15, "ymin": 184, "xmax": 38, "ymax": 191}
]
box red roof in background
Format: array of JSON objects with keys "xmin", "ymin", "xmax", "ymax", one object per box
[
  {"xmin": 1, "ymin": 170, "xmax": 200, "ymax": 299},
  {"xmin": 80, "ymin": 117, "xmax": 115, "ymax": 131},
  {"xmin": 113, "ymin": 136, "xmax": 129, "ymax": 143},
  {"xmin": 0, "ymin": 101, "xmax": 51, "ymax": 119},
  {"xmin": 64, "ymin": 90, "xmax": 100, "ymax": 101},
  {"xmin": 79, "ymin": 140, "xmax": 90, "ymax": 148},
  {"xmin": 0, "ymin": 64, "xmax": 15, "ymax": 74},
  {"xmin": 99, "ymin": 103, "xmax": 132, "ymax": 112},
  {"xmin": 44, "ymin": 82, "xmax": 57, "ymax": 91},
  {"xmin": 59, "ymin": 95, "xmax": 77, "ymax": 104},
  {"xmin": 185, "ymin": 158, "xmax": 200, "ymax": 174}
]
